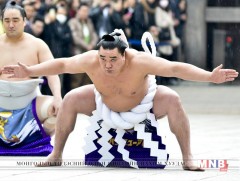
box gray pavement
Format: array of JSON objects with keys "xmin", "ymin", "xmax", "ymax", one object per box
[{"xmin": 0, "ymin": 81, "xmax": 240, "ymax": 180}]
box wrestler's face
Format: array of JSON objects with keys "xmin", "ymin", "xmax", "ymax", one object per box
[
  {"xmin": 2, "ymin": 9, "xmax": 26, "ymax": 38},
  {"xmin": 98, "ymin": 47, "xmax": 126, "ymax": 76}
]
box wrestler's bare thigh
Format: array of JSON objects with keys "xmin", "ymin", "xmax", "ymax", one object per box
[
  {"xmin": 153, "ymin": 85, "xmax": 180, "ymax": 119},
  {"xmin": 63, "ymin": 84, "xmax": 96, "ymax": 116}
]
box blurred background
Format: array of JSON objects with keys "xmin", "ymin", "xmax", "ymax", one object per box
[{"xmin": 1, "ymin": 0, "xmax": 240, "ymax": 96}]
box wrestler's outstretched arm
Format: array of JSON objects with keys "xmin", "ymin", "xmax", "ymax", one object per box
[
  {"xmin": 137, "ymin": 53, "xmax": 239, "ymax": 84},
  {"xmin": 2, "ymin": 51, "xmax": 94, "ymax": 78}
]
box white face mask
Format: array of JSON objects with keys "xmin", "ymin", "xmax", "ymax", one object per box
[
  {"xmin": 159, "ymin": 0, "xmax": 169, "ymax": 8},
  {"xmin": 56, "ymin": 14, "xmax": 67, "ymax": 24}
]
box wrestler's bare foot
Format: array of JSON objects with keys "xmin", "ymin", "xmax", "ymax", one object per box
[
  {"xmin": 182, "ymin": 155, "xmax": 205, "ymax": 171},
  {"xmin": 36, "ymin": 152, "xmax": 62, "ymax": 167}
]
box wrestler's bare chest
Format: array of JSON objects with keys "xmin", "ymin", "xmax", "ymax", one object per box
[
  {"xmin": 0, "ymin": 42, "xmax": 38, "ymax": 67},
  {"xmin": 0, "ymin": 41, "xmax": 39, "ymax": 80},
  {"xmin": 91, "ymin": 70, "xmax": 148, "ymax": 112}
]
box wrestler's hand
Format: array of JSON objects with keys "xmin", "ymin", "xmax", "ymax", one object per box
[
  {"xmin": 50, "ymin": 97, "xmax": 62, "ymax": 116},
  {"xmin": 210, "ymin": 64, "xmax": 238, "ymax": 84},
  {"xmin": 2, "ymin": 62, "xmax": 29, "ymax": 78}
]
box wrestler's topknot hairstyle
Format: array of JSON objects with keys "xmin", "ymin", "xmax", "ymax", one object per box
[
  {"xmin": 97, "ymin": 32, "xmax": 128, "ymax": 56},
  {"xmin": 1, "ymin": 0, "xmax": 27, "ymax": 20}
]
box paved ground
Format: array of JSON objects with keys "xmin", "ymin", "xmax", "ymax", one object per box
[{"xmin": 0, "ymin": 81, "xmax": 240, "ymax": 180}]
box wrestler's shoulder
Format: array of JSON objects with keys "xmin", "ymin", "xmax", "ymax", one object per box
[
  {"xmin": 126, "ymin": 48, "xmax": 150, "ymax": 61},
  {"xmin": 23, "ymin": 33, "xmax": 46, "ymax": 44}
]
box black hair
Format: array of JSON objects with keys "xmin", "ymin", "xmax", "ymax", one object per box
[
  {"xmin": 1, "ymin": 1, "xmax": 27, "ymax": 20},
  {"xmin": 79, "ymin": 2, "xmax": 89, "ymax": 9},
  {"xmin": 97, "ymin": 32, "xmax": 128, "ymax": 56},
  {"xmin": 32, "ymin": 15, "xmax": 44, "ymax": 24}
]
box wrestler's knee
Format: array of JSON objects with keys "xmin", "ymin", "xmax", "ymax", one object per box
[
  {"xmin": 36, "ymin": 96, "xmax": 57, "ymax": 136},
  {"xmin": 62, "ymin": 87, "xmax": 95, "ymax": 116},
  {"xmin": 154, "ymin": 86, "xmax": 182, "ymax": 114},
  {"xmin": 62, "ymin": 91, "xmax": 77, "ymax": 109},
  {"xmin": 41, "ymin": 98, "xmax": 54, "ymax": 118},
  {"xmin": 167, "ymin": 90, "xmax": 182, "ymax": 109}
]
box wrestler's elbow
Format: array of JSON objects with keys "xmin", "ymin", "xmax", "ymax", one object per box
[{"xmin": 54, "ymin": 59, "xmax": 68, "ymax": 74}]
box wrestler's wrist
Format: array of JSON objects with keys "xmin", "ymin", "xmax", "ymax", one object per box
[
  {"xmin": 209, "ymin": 72, "xmax": 215, "ymax": 83},
  {"xmin": 53, "ymin": 96, "xmax": 62, "ymax": 102},
  {"xmin": 28, "ymin": 68, "xmax": 34, "ymax": 77}
]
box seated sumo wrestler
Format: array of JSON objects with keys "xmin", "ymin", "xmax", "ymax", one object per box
[
  {"xmin": 0, "ymin": 1, "xmax": 61, "ymax": 156},
  {"xmin": 0, "ymin": 78, "xmax": 57, "ymax": 156}
]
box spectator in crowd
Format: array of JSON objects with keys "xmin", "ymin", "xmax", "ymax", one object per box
[
  {"xmin": 68, "ymin": 0, "xmax": 80, "ymax": 18},
  {"xmin": 0, "ymin": 0, "xmax": 7, "ymax": 12},
  {"xmin": 168, "ymin": 0, "xmax": 184, "ymax": 61},
  {"xmin": 131, "ymin": 0, "xmax": 158, "ymax": 51},
  {"xmin": 176, "ymin": 0, "xmax": 187, "ymax": 60},
  {"xmin": 43, "ymin": 4, "xmax": 73, "ymax": 96},
  {"xmin": 109, "ymin": 0, "xmax": 126, "ymax": 31},
  {"xmin": 69, "ymin": 2, "xmax": 97, "ymax": 55},
  {"xmin": 121, "ymin": 0, "xmax": 137, "ymax": 39},
  {"xmin": 23, "ymin": 0, "xmax": 37, "ymax": 32},
  {"xmin": 155, "ymin": 0, "xmax": 181, "ymax": 85},
  {"xmin": 25, "ymin": 15, "xmax": 45, "ymax": 39},
  {"xmin": 89, "ymin": 0, "xmax": 113, "ymax": 38},
  {"xmin": 155, "ymin": 0, "xmax": 180, "ymax": 55},
  {"xmin": 45, "ymin": 4, "xmax": 72, "ymax": 58},
  {"xmin": 32, "ymin": 0, "xmax": 49, "ymax": 17},
  {"xmin": 67, "ymin": 2, "xmax": 98, "ymax": 90}
]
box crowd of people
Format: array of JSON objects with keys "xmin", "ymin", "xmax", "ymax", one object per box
[{"xmin": 0, "ymin": 0, "xmax": 187, "ymax": 96}]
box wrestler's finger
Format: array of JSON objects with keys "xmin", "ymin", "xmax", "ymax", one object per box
[
  {"xmin": 225, "ymin": 77, "xmax": 235, "ymax": 82},
  {"xmin": 226, "ymin": 73, "xmax": 239, "ymax": 78},
  {"xmin": 48, "ymin": 106, "xmax": 54, "ymax": 116},
  {"xmin": 51, "ymin": 105, "xmax": 58, "ymax": 116},
  {"xmin": 229, "ymin": 74, "xmax": 239, "ymax": 78},
  {"xmin": 221, "ymin": 69, "xmax": 238, "ymax": 73},
  {"xmin": 225, "ymin": 70, "xmax": 239, "ymax": 73},
  {"xmin": 3, "ymin": 64, "xmax": 18, "ymax": 69},
  {"xmin": 7, "ymin": 74, "xmax": 16, "ymax": 78},
  {"xmin": 215, "ymin": 64, "xmax": 223, "ymax": 70},
  {"xmin": 2, "ymin": 67, "xmax": 13, "ymax": 73},
  {"xmin": 1, "ymin": 69, "xmax": 12, "ymax": 74},
  {"xmin": 224, "ymin": 71, "xmax": 238, "ymax": 75},
  {"xmin": 51, "ymin": 106, "xmax": 57, "ymax": 116},
  {"xmin": 53, "ymin": 108, "xmax": 58, "ymax": 115},
  {"xmin": 54, "ymin": 105, "xmax": 59, "ymax": 114}
]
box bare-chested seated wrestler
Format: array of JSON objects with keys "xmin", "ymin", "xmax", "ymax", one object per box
[
  {"xmin": 0, "ymin": 1, "xmax": 62, "ymax": 155},
  {"xmin": 2, "ymin": 28, "xmax": 238, "ymax": 169}
]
